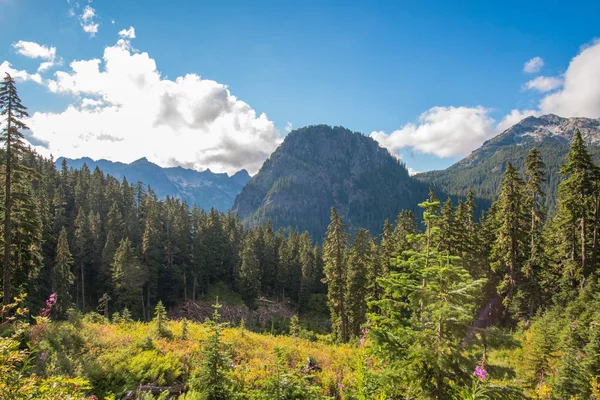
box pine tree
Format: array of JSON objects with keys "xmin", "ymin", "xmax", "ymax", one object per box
[
  {"xmin": 371, "ymin": 200, "xmax": 485, "ymax": 399},
  {"xmin": 192, "ymin": 299, "xmax": 232, "ymax": 400},
  {"xmin": 522, "ymin": 148, "xmax": 546, "ymax": 317},
  {"xmin": 53, "ymin": 227, "xmax": 75, "ymax": 316},
  {"xmin": 346, "ymin": 228, "xmax": 371, "ymax": 338},
  {"xmin": 153, "ymin": 300, "xmax": 170, "ymax": 338},
  {"xmin": 556, "ymin": 130, "xmax": 598, "ymax": 288},
  {"xmin": 1, "ymin": 73, "xmax": 31, "ymax": 305},
  {"xmin": 238, "ymin": 232, "xmax": 261, "ymax": 308},
  {"xmin": 111, "ymin": 237, "xmax": 148, "ymax": 317},
  {"xmin": 322, "ymin": 207, "xmax": 350, "ymax": 342},
  {"xmin": 490, "ymin": 162, "xmax": 529, "ymax": 317}
]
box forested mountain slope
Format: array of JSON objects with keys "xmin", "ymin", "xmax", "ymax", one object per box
[
  {"xmin": 417, "ymin": 114, "xmax": 600, "ymax": 213},
  {"xmin": 58, "ymin": 157, "xmax": 250, "ymax": 212},
  {"xmin": 232, "ymin": 125, "xmax": 432, "ymax": 239}
]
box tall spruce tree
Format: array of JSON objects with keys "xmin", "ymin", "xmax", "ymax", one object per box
[
  {"xmin": 1, "ymin": 73, "xmax": 30, "ymax": 305},
  {"xmin": 346, "ymin": 228, "xmax": 371, "ymax": 338},
  {"xmin": 323, "ymin": 207, "xmax": 350, "ymax": 342},
  {"xmin": 523, "ymin": 148, "xmax": 546, "ymax": 317},
  {"xmin": 490, "ymin": 162, "xmax": 528, "ymax": 316},
  {"xmin": 554, "ymin": 130, "xmax": 597, "ymax": 288},
  {"xmin": 53, "ymin": 227, "xmax": 75, "ymax": 316}
]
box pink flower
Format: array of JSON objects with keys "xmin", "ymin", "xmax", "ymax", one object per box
[
  {"xmin": 359, "ymin": 328, "xmax": 370, "ymax": 347},
  {"xmin": 473, "ymin": 365, "xmax": 487, "ymax": 380}
]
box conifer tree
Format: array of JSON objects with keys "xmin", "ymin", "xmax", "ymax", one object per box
[
  {"xmin": 192, "ymin": 299, "xmax": 232, "ymax": 400},
  {"xmin": 554, "ymin": 130, "xmax": 597, "ymax": 287},
  {"xmin": 371, "ymin": 200, "xmax": 485, "ymax": 399},
  {"xmin": 523, "ymin": 148, "xmax": 546, "ymax": 317},
  {"xmin": 346, "ymin": 228, "xmax": 371, "ymax": 338},
  {"xmin": 238, "ymin": 232, "xmax": 261, "ymax": 308},
  {"xmin": 490, "ymin": 162, "xmax": 528, "ymax": 316},
  {"xmin": 323, "ymin": 207, "xmax": 350, "ymax": 342},
  {"xmin": 111, "ymin": 237, "xmax": 148, "ymax": 316},
  {"xmin": 53, "ymin": 227, "xmax": 75, "ymax": 316},
  {"xmin": 1, "ymin": 73, "xmax": 31, "ymax": 305}
]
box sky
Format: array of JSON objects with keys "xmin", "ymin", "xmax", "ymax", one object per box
[{"xmin": 1, "ymin": 0, "xmax": 599, "ymax": 175}]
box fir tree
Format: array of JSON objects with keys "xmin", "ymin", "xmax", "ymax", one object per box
[
  {"xmin": 490, "ymin": 162, "xmax": 528, "ymax": 317},
  {"xmin": 555, "ymin": 129, "xmax": 597, "ymax": 288},
  {"xmin": 322, "ymin": 207, "xmax": 350, "ymax": 342},
  {"xmin": 346, "ymin": 228, "xmax": 371, "ymax": 338},
  {"xmin": 1, "ymin": 73, "xmax": 31, "ymax": 305},
  {"xmin": 53, "ymin": 227, "xmax": 75, "ymax": 316},
  {"xmin": 192, "ymin": 299, "xmax": 232, "ymax": 400}
]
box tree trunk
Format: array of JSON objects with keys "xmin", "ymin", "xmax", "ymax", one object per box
[
  {"xmin": 81, "ymin": 264, "xmax": 85, "ymax": 312},
  {"xmin": 581, "ymin": 189, "xmax": 587, "ymax": 274},
  {"xmin": 2, "ymin": 107, "xmax": 12, "ymax": 306}
]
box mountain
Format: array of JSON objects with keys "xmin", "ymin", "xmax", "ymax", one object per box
[
  {"xmin": 232, "ymin": 125, "xmax": 432, "ymax": 239},
  {"xmin": 417, "ymin": 114, "xmax": 600, "ymax": 213},
  {"xmin": 57, "ymin": 157, "xmax": 250, "ymax": 212}
]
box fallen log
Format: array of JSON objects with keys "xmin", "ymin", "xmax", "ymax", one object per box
[{"xmin": 122, "ymin": 382, "xmax": 185, "ymax": 400}]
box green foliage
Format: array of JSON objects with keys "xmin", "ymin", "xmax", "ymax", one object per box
[
  {"xmin": 190, "ymin": 299, "xmax": 233, "ymax": 400},
  {"xmin": 153, "ymin": 300, "xmax": 171, "ymax": 338}
]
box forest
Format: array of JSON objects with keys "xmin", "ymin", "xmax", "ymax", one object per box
[{"xmin": 2, "ymin": 73, "xmax": 600, "ymax": 399}]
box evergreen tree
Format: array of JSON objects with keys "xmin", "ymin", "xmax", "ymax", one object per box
[
  {"xmin": 238, "ymin": 232, "xmax": 261, "ymax": 308},
  {"xmin": 192, "ymin": 299, "xmax": 232, "ymax": 400},
  {"xmin": 111, "ymin": 237, "xmax": 148, "ymax": 317},
  {"xmin": 371, "ymin": 200, "xmax": 485, "ymax": 399},
  {"xmin": 522, "ymin": 148, "xmax": 546, "ymax": 317},
  {"xmin": 489, "ymin": 162, "xmax": 529, "ymax": 317},
  {"xmin": 53, "ymin": 227, "xmax": 75, "ymax": 316},
  {"xmin": 323, "ymin": 207, "xmax": 350, "ymax": 342},
  {"xmin": 554, "ymin": 129, "xmax": 598, "ymax": 288},
  {"xmin": 346, "ymin": 228, "xmax": 371, "ymax": 338},
  {"xmin": 1, "ymin": 73, "xmax": 31, "ymax": 305}
]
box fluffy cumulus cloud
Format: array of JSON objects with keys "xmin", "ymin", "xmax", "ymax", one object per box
[
  {"xmin": 12, "ymin": 40, "xmax": 61, "ymax": 72},
  {"xmin": 0, "ymin": 61, "xmax": 43, "ymax": 84},
  {"xmin": 373, "ymin": 40, "xmax": 600, "ymax": 161},
  {"xmin": 25, "ymin": 33, "xmax": 281, "ymax": 175},
  {"xmin": 370, "ymin": 106, "xmax": 495, "ymax": 158},
  {"xmin": 523, "ymin": 76, "xmax": 563, "ymax": 92},
  {"xmin": 523, "ymin": 56, "xmax": 544, "ymax": 73},
  {"xmin": 539, "ymin": 40, "xmax": 600, "ymax": 117}
]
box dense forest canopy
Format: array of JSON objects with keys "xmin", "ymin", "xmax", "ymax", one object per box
[{"xmin": 2, "ymin": 74, "xmax": 600, "ymax": 399}]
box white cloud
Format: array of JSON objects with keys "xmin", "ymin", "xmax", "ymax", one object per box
[
  {"xmin": 523, "ymin": 76, "xmax": 563, "ymax": 92},
  {"xmin": 68, "ymin": 1, "xmax": 100, "ymax": 37},
  {"xmin": 0, "ymin": 61, "xmax": 43, "ymax": 84},
  {"xmin": 284, "ymin": 122, "xmax": 293, "ymax": 133},
  {"xmin": 407, "ymin": 167, "xmax": 419, "ymax": 176},
  {"xmin": 25, "ymin": 34, "xmax": 281, "ymax": 175},
  {"xmin": 370, "ymin": 106, "xmax": 495, "ymax": 158},
  {"xmin": 12, "ymin": 40, "xmax": 56, "ymax": 60},
  {"xmin": 539, "ymin": 39, "xmax": 600, "ymax": 118},
  {"xmin": 523, "ymin": 56, "xmax": 544, "ymax": 73},
  {"xmin": 118, "ymin": 27, "xmax": 135, "ymax": 39}
]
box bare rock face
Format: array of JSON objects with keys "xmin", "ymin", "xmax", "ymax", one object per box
[
  {"xmin": 232, "ymin": 125, "xmax": 431, "ymax": 239},
  {"xmin": 418, "ymin": 114, "xmax": 600, "ymax": 213}
]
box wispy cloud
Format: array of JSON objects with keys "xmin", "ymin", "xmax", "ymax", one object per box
[{"xmin": 523, "ymin": 56, "xmax": 544, "ymax": 73}]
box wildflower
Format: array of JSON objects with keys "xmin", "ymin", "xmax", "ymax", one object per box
[
  {"xmin": 39, "ymin": 293, "xmax": 57, "ymax": 318},
  {"xmin": 473, "ymin": 365, "xmax": 487, "ymax": 380},
  {"xmin": 359, "ymin": 328, "xmax": 370, "ymax": 347},
  {"xmin": 40, "ymin": 352, "xmax": 48, "ymax": 362}
]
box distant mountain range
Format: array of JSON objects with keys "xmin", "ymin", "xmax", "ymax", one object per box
[
  {"xmin": 57, "ymin": 157, "xmax": 250, "ymax": 212},
  {"xmin": 417, "ymin": 114, "xmax": 600, "ymax": 213},
  {"xmin": 232, "ymin": 125, "xmax": 432, "ymax": 239},
  {"xmin": 59, "ymin": 114, "xmax": 600, "ymax": 234}
]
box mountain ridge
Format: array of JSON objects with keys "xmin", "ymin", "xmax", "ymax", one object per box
[
  {"xmin": 57, "ymin": 156, "xmax": 250, "ymax": 212},
  {"xmin": 417, "ymin": 114, "xmax": 600, "ymax": 211},
  {"xmin": 232, "ymin": 124, "xmax": 433, "ymax": 239}
]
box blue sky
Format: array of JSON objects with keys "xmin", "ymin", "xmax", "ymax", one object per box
[{"xmin": 1, "ymin": 0, "xmax": 599, "ymax": 174}]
